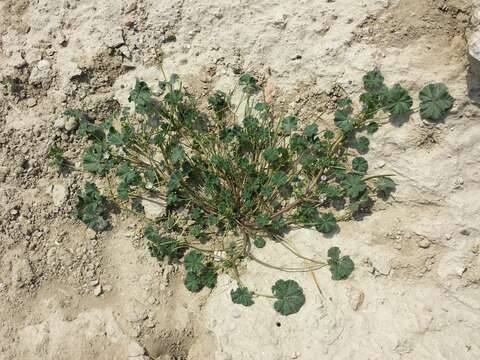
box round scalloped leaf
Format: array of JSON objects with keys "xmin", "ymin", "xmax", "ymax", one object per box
[
  {"xmin": 366, "ymin": 122, "xmax": 379, "ymax": 134},
  {"xmin": 253, "ymin": 236, "xmax": 266, "ymax": 248},
  {"xmin": 315, "ymin": 213, "xmax": 337, "ymax": 234},
  {"xmin": 281, "ymin": 116, "xmax": 298, "ymax": 134},
  {"xmin": 386, "ymin": 84, "xmax": 412, "ymax": 117},
  {"xmin": 184, "ymin": 250, "xmax": 205, "ymax": 274},
  {"xmin": 363, "ymin": 70, "xmax": 385, "ymax": 92},
  {"xmin": 271, "ymin": 279, "xmax": 305, "ymax": 316},
  {"xmin": 354, "ymin": 136, "xmax": 369, "ymax": 153},
  {"xmin": 341, "ymin": 174, "xmax": 367, "ymax": 200},
  {"xmin": 184, "ymin": 272, "xmax": 204, "ymax": 293},
  {"xmin": 231, "ymin": 287, "xmax": 254, "ymax": 306},
  {"xmin": 419, "ymin": 83, "xmax": 454, "ymax": 121},
  {"xmin": 352, "ymin": 157, "xmax": 368, "ymax": 173},
  {"xmin": 200, "ymin": 263, "xmax": 217, "ymax": 289},
  {"xmin": 327, "ymin": 247, "xmax": 354, "ymax": 281},
  {"xmin": 374, "ymin": 177, "xmax": 396, "ymax": 199}
]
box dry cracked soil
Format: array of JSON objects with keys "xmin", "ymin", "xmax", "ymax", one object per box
[{"xmin": 1, "ymin": 0, "xmax": 480, "ymax": 359}]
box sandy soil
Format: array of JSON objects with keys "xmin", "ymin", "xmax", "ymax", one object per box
[{"xmin": 1, "ymin": 0, "xmax": 479, "ymax": 359}]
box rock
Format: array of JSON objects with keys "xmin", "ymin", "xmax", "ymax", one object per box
[
  {"xmin": 348, "ymin": 287, "xmax": 365, "ymax": 311},
  {"xmin": 0, "ymin": 166, "xmax": 10, "ymax": 182},
  {"xmin": 90, "ymin": 279, "xmax": 99, "ymax": 286},
  {"xmin": 65, "ymin": 62, "xmax": 83, "ymax": 79},
  {"xmin": 93, "ymin": 285, "xmax": 103, "ymax": 296},
  {"xmin": 12, "ymin": 258, "xmax": 35, "ymax": 288},
  {"xmin": 142, "ymin": 197, "xmax": 166, "ymax": 220},
  {"xmin": 104, "ymin": 27, "xmax": 124, "ymax": 48},
  {"xmin": 144, "ymin": 319, "xmax": 155, "ymax": 328},
  {"xmin": 54, "ymin": 117, "xmax": 66, "ymax": 129},
  {"xmin": 26, "ymin": 98, "xmax": 37, "ymax": 107},
  {"xmin": 25, "ymin": 48, "xmax": 42, "ymax": 64},
  {"xmin": 64, "ymin": 117, "xmax": 78, "ymax": 132},
  {"xmin": 124, "ymin": 0, "xmax": 137, "ymax": 13},
  {"xmin": 29, "ymin": 59, "xmax": 52, "ymax": 87},
  {"xmin": 119, "ymin": 45, "xmax": 131, "ymax": 58},
  {"xmin": 86, "ymin": 228, "xmax": 97, "ymax": 240},
  {"xmin": 417, "ymin": 238, "xmax": 430, "ymax": 249},
  {"xmin": 373, "ymin": 257, "xmax": 391, "ymax": 276},
  {"xmin": 48, "ymin": 184, "xmax": 68, "ymax": 207},
  {"xmin": 127, "ymin": 305, "xmax": 148, "ymax": 322},
  {"xmin": 128, "ymin": 341, "xmax": 145, "ymax": 357},
  {"xmin": 437, "ymin": 252, "xmax": 466, "ymax": 280},
  {"xmin": 8, "ymin": 52, "xmax": 27, "ymax": 69}
]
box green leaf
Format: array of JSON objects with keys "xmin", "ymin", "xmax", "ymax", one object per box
[
  {"xmin": 272, "ymin": 170, "xmax": 288, "ymax": 187},
  {"xmin": 208, "ymin": 91, "xmax": 229, "ymax": 113},
  {"xmin": 352, "ymin": 157, "xmax": 368, "ymax": 173},
  {"xmin": 255, "ymin": 102, "xmax": 269, "ymax": 111},
  {"xmin": 128, "ymin": 80, "xmax": 151, "ymax": 115},
  {"xmin": 256, "ymin": 213, "xmax": 270, "ymax": 227},
  {"xmin": 324, "ymin": 130, "xmax": 335, "ymax": 140},
  {"xmin": 117, "ymin": 181, "xmax": 130, "ymax": 200},
  {"xmin": 337, "ymin": 97, "xmax": 352, "ymax": 108},
  {"xmin": 350, "ymin": 192, "xmax": 371, "ymax": 214},
  {"xmin": 263, "ymin": 147, "xmax": 280, "ymax": 164},
  {"xmin": 374, "ymin": 177, "xmax": 396, "ymax": 196},
  {"xmin": 48, "ymin": 146, "xmax": 65, "ymax": 168},
  {"xmin": 253, "ymin": 235, "xmax": 266, "ymax": 248},
  {"xmin": 116, "ymin": 162, "xmax": 140, "ymax": 185},
  {"xmin": 281, "ymin": 116, "xmax": 298, "ymax": 134},
  {"xmin": 83, "ymin": 144, "xmax": 113, "ymax": 175},
  {"xmin": 107, "ymin": 128, "xmax": 124, "ymax": 145},
  {"xmin": 366, "ymin": 122, "xmax": 379, "ymax": 134},
  {"xmin": 354, "ymin": 136, "xmax": 369, "ymax": 153},
  {"xmin": 334, "ymin": 109, "xmax": 354, "ymax": 133},
  {"xmin": 303, "ymin": 124, "xmax": 318, "ymax": 137},
  {"xmin": 386, "ymin": 84, "xmax": 412, "ymax": 116},
  {"xmin": 239, "ymin": 73, "xmax": 260, "ymax": 94},
  {"xmin": 164, "ymin": 89, "xmax": 184, "ymax": 105},
  {"xmin": 419, "ymin": 83, "xmax": 454, "ymax": 121},
  {"xmin": 170, "ymin": 145, "xmax": 185, "ymax": 165},
  {"xmin": 199, "ymin": 263, "xmax": 217, "ymax": 288},
  {"xmin": 341, "ymin": 174, "xmax": 367, "ymax": 199},
  {"xmin": 144, "ymin": 225, "xmax": 182, "ymax": 259},
  {"xmin": 184, "ymin": 250, "xmax": 205, "ymax": 274},
  {"xmin": 73, "ymin": 182, "xmax": 110, "ymax": 231},
  {"xmin": 327, "ymin": 247, "xmax": 354, "ymax": 280},
  {"xmin": 184, "ymin": 272, "xmax": 204, "ymax": 293},
  {"xmin": 315, "ymin": 213, "xmax": 336, "ymax": 234},
  {"xmin": 231, "ymin": 287, "xmax": 254, "ymax": 306},
  {"xmin": 271, "ymin": 279, "xmax": 305, "ymax": 316},
  {"xmin": 363, "ymin": 69, "xmax": 384, "ymax": 92}
]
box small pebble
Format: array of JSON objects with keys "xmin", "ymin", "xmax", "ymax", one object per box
[{"xmin": 93, "ymin": 285, "xmax": 103, "ymax": 296}]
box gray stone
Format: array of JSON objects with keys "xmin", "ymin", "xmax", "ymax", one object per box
[
  {"xmin": 142, "ymin": 197, "xmax": 166, "ymax": 220},
  {"xmin": 48, "ymin": 184, "xmax": 68, "ymax": 207},
  {"xmin": 104, "ymin": 27, "xmax": 124, "ymax": 48},
  {"xmin": 29, "ymin": 59, "xmax": 52, "ymax": 86},
  {"xmin": 93, "ymin": 285, "xmax": 103, "ymax": 296},
  {"xmin": 64, "ymin": 117, "xmax": 78, "ymax": 132},
  {"xmin": 8, "ymin": 52, "xmax": 27, "ymax": 69},
  {"xmin": 128, "ymin": 341, "xmax": 145, "ymax": 357}
]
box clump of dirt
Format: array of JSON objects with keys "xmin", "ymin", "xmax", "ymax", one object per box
[{"xmin": 354, "ymin": 0, "xmax": 471, "ymax": 49}]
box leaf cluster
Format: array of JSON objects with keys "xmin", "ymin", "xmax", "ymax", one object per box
[{"xmin": 69, "ymin": 69, "xmax": 454, "ymax": 315}]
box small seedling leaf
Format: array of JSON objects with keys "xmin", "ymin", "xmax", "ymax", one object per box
[
  {"xmin": 231, "ymin": 287, "xmax": 254, "ymax": 306},
  {"xmin": 327, "ymin": 247, "xmax": 354, "ymax": 280}
]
